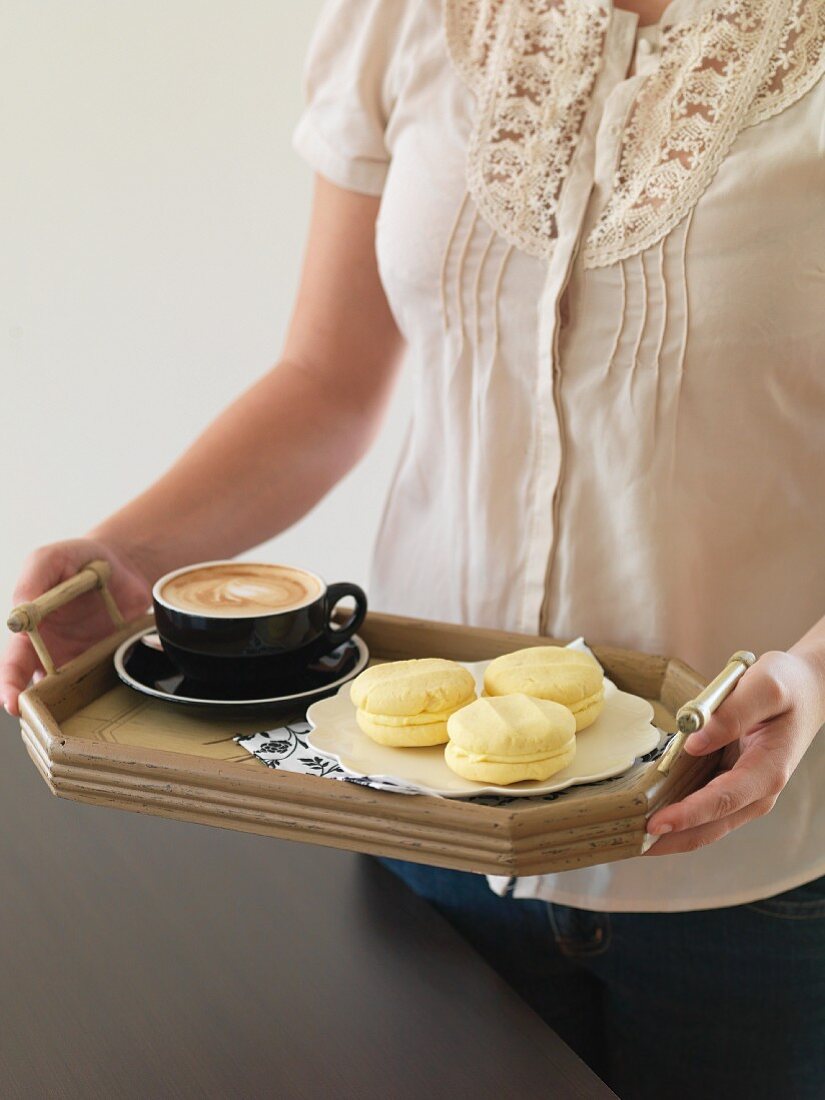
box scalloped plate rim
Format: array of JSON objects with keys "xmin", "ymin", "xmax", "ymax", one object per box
[{"xmin": 305, "ymin": 659, "xmax": 660, "ymax": 798}]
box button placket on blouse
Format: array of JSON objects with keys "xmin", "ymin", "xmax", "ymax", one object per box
[
  {"xmin": 536, "ymin": 10, "xmax": 642, "ymax": 636},
  {"xmin": 632, "ymin": 33, "xmax": 661, "ymax": 76},
  {"xmin": 558, "ymin": 15, "xmax": 650, "ymax": 281}
]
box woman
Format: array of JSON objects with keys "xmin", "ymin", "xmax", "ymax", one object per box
[{"xmin": 3, "ymin": 0, "xmax": 824, "ymax": 1095}]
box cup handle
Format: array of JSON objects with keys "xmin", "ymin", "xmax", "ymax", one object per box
[{"xmin": 323, "ymin": 583, "xmax": 368, "ymax": 647}]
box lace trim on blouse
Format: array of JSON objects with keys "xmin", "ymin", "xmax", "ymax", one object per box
[
  {"xmin": 445, "ymin": 0, "xmax": 611, "ymax": 258},
  {"xmin": 444, "ymin": 0, "xmax": 825, "ymax": 268}
]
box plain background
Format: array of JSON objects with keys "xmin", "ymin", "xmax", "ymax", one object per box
[{"xmin": 1, "ymin": 0, "xmax": 411, "ymax": 613}]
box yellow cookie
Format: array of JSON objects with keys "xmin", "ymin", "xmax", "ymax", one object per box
[
  {"xmin": 350, "ymin": 658, "xmax": 477, "ymax": 747},
  {"xmin": 356, "ymin": 711, "xmax": 452, "ymax": 747},
  {"xmin": 445, "ymin": 694, "xmax": 576, "ymax": 784},
  {"xmin": 483, "ymin": 646, "xmax": 605, "ymax": 731}
]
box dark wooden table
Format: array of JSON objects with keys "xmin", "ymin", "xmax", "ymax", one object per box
[{"xmin": 0, "ymin": 710, "xmax": 614, "ymax": 1099}]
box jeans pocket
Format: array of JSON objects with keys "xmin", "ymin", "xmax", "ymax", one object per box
[{"xmin": 745, "ymin": 873, "xmax": 825, "ymax": 919}]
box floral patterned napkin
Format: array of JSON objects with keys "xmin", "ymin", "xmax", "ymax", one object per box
[{"xmin": 235, "ymin": 721, "xmax": 423, "ymax": 795}]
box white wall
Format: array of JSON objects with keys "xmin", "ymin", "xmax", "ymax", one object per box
[{"xmin": 1, "ymin": 1, "xmax": 411, "ymax": 611}]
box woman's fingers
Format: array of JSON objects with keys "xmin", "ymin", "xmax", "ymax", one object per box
[
  {"xmin": 644, "ymin": 649, "xmax": 823, "ymax": 851},
  {"xmin": 644, "ymin": 794, "xmax": 776, "ymax": 856},
  {"xmin": 12, "ymin": 546, "xmax": 72, "ymax": 604},
  {"xmin": 1, "ymin": 547, "xmax": 84, "ymax": 713},
  {"xmin": 647, "ymin": 744, "xmax": 785, "ymax": 836},
  {"xmin": 646, "ymin": 654, "xmax": 793, "ymax": 838},
  {"xmin": 0, "ymin": 634, "xmax": 40, "ymax": 716},
  {"xmin": 1, "ymin": 539, "xmax": 155, "ymax": 717},
  {"xmin": 683, "ymin": 652, "xmax": 790, "ymax": 755},
  {"xmin": 1, "ymin": 544, "xmax": 96, "ymax": 715}
]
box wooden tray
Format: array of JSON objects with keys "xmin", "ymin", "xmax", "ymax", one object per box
[{"xmin": 7, "ymin": 562, "xmax": 738, "ymax": 876}]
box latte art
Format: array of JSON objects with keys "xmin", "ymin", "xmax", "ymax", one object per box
[{"xmin": 160, "ymin": 564, "xmax": 322, "ymax": 617}]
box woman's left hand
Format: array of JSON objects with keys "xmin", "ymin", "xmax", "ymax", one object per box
[{"xmin": 645, "ymin": 649, "xmax": 825, "ymax": 856}]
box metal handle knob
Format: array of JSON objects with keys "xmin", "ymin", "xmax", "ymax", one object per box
[{"xmin": 658, "ymin": 650, "xmax": 756, "ymax": 775}]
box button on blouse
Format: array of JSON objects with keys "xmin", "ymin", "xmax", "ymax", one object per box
[{"xmin": 293, "ymin": 0, "xmax": 825, "ymax": 912}]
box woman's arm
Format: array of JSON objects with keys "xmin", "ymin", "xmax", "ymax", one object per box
[
  {"xmin": 645, "ymin": 617, "xmax": 825, "ymax": 855},
  {"xmin": 93, "ymin": 176, "xmax": 403, "ymax": 575},
  {"xmin": 1, "ymin": 177, "xmax": 403, "ymax": 713}
]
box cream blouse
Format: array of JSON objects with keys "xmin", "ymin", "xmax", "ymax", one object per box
[{"xmin": 293, "ymin": 0, "xmax": 825, "ymax": 911}]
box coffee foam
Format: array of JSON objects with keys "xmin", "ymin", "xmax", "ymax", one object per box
[{"xmin": 159, "ymin": 564, "xmax": 322, "ymax": 617}]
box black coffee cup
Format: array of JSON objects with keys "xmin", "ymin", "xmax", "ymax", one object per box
[{"xmin": 152, "ymin": 561, "xmax": 367, "ymax": 692}]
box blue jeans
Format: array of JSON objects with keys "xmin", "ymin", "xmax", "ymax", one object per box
[{"xmin": 378, "ymin": 858, "xmax": 825, "ymax": 1100}]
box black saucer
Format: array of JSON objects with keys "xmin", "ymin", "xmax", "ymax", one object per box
[{"xmin": 114, "ymin": 627, "xmax": 369, "ymax": 713}]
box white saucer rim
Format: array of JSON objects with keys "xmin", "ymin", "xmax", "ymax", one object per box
[{"xmin": 114, "ymin": 627, "xmax": 369, "ymax": 707}]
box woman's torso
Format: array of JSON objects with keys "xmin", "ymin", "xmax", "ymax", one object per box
[{"xmin": 297, "ymin": 0, "xmax": 825, "ymax": 909}]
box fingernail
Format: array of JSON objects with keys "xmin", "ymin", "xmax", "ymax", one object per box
[
  {"xmin": 687, "ymin": 731, "xmax": 709, "ymax": 751},
  {"xmin": 648, "ymin": 822, "xmax": 673, "ymax": 835}
]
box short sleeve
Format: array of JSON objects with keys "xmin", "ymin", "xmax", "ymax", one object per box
[{"xmin": 292, "ymin": 0, "xmax": 405, "ymax": 196}]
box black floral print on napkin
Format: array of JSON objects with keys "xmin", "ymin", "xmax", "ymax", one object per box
[{"xmin": 237, "ymin": 723, "xmax": 309, "ymax": 768}]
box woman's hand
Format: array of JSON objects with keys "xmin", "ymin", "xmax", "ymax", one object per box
[
  {"xmin": 645, "ymin": 649, "xmax": 825, "ymax": 856},
  {"xmin": 0, "ymin": 538, "xmax": 154, "ymax": 716},
  {"xmin": 1, "ymin": 182, "xmax": 402, "ymax": 719}
]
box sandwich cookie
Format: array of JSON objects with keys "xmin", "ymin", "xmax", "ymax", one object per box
[
  {"xmin": 445, "ymin": 694, "xmax": 577, "ymax": 784},
  {"xmin": 349, "ymin": 658, "xmax": 476, "ymax": 746},
  {"xmin": 483, "ymin": 646, "xmax": 605, "ymax": 731}
]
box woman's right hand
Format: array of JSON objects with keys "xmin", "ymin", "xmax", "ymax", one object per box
[{"xmin": 1, "ymin": 538, "xmax": 154, "ymax": 716}]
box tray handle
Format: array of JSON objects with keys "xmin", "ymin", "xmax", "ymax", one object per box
[
  {"xmin": 6, "ymin": 560, "xmax": 125, "ymax": 675},
  {"xmin": 657, "ymin": 650, "xmax": 756, "ymax": 775}
]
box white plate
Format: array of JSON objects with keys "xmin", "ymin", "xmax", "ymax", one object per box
[{"xmin": 306, "ymin": 658, "xmax": 660, "ymax": 798}]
